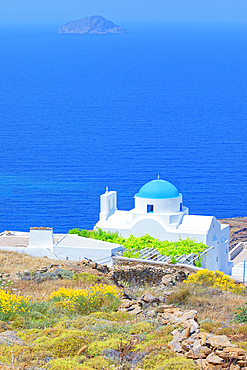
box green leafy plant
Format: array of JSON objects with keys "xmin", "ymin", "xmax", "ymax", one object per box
[
  {"xmin": 234, "ymin": 303, "xmax": 247, "ymax": 323},
  {"xmin": 194, "ymin": 257, "xmax": 202, "ymax": 267},
  {"xmin": 170, "ymin": 256, "xmax": 177, "ymax": 264},
  {"xmin": 72, "ymin": 272, "xmax": 100, "ymax": 284},
  {"xmin": 69, "ymin": 228, "xmax": 208, "ymax": 262}
]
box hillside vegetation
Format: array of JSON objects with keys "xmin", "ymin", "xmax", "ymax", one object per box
[{"xmin": 0, "ymin": 241, "xmax": 247, "ymax": 369}]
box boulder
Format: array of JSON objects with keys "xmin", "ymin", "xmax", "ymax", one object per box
[
  {"xmin": 229, "ymin": 365, "xmax": 241, "ymax": 370},
  {"xmin": 195, "ymin": 359, "xmax": 209, "ymax": 370},
  {"xmin": 129, "ymin": 306, "xmax": 143, "ymax": 315},
  {"xmin": 206, "ymin": 353, "xmax": 224, "ymax": 365},
  {"xmin": 208, "ymin": 335, "xmax": 232, "ymax": 348},
  {"xmin": 168, "ymin": 339, "xmax": 183, "ymax": 353},
  {"xmin": 141, "ymin": 292, "xmax": 157, "ymax": 303}
]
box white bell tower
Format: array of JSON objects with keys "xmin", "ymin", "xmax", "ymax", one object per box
[{"xmin": 99, "ymin": 187, "xmax": 117, "ymax": 221}]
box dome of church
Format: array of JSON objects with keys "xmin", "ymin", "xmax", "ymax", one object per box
[{"xmin": 136, "ymin": 179, "xmax": 179, "ymax": 199}]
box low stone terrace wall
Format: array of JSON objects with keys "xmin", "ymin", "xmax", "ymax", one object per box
[{"xmin": 111, "ymin": 256, "xmax": 199, "ymax": 285}]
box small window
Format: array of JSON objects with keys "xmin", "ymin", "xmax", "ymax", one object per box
[
  {"xmin": 216, "ymin": 257, "xmax": 218, "ymax": 262},
  {"xmin": 180, "ymin": 202, "xmax": 182, "ymax": 211},
  {"xmin": 147, "ymin": 204, "xmax": 154, "ymax": 213}
]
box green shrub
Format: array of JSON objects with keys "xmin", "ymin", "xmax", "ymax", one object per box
[
  {"xmin": 87, "ymin": 338, "xmax": 127, "ymax": 356},
  {"xmin": 129, "ymin": 321, "xmax": 155, "ymax": 335},
  {"xmin": 72, "ymin": 272, "xmax": 100, "ymax": 284},
  {"xmin": 48, "ymin": 357, "xmax": 87, "ymax": 370},
  {"xmin": 234, "ymin": 303, "xmax": 247, "ymax": 323},
  {"xmin": 89, "ymin": 311, "xmax": 136, "ymax": 322}
]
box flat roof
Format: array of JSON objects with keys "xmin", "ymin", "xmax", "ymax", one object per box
[{"xmin": 56, "ymin": 234, "xmax": 123, "ymax": 251}]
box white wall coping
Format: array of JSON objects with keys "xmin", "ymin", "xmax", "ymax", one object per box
[{"xmin": 229, "ymin": 242, "xmax": 247, "ymax": 260}]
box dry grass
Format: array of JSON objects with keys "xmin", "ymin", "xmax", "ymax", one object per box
[
  {"xmin": 0, "ymin": 250, "xmax": 107, "ymax": 300},
  {"xmin": 0, "ymin": 250, "xmax": 63, "ymax": 276},
  {"xmin": 168, "ymin": 283, "xmax": 247, "ymax": 323},
  {"xmin": 10, "ymin": 277, "xmax": 103, "ymax": 301},
  {"xmin": 187, "ymin": 290, "xmax": 246, "ymax": 322}
]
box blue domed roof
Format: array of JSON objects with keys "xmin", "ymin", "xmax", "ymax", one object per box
[{"xmin": 136, "ymin": 179, "xmax": 179, "ymax": 199}]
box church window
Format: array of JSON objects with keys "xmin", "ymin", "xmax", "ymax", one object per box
[
  {"xmin": 180, "ymin": 202, "xmax": 182, "ymax": 211},
  {"xmin": 147, "ymin": 205, "xmax": 154, "ymax": 213}
]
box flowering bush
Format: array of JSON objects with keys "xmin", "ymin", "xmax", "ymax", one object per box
[
  {"xmin": 185, "ymin": 269, "xmax": 246, "ymax": 295},
  {"xmin": 50, "ymin": 284, "xmax": 121, "ymax": 314},
  {"xmin": 0, "ymin": 289, "xmax": 30, "ymax": 320}
]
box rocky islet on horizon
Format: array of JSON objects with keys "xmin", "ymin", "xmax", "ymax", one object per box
[{"xmin": 58, "ymin": 15, "xmax": 127, "ymax": 35}]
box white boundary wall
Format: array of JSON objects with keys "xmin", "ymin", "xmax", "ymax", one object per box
[{"xmin": 29, "ymin": 228, "xmax": 54, "ymax": 249}]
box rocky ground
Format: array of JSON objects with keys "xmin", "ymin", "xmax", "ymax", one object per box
[
  {"xmin": 0, "ymin": 219, "xmax": 247, "ymax": 369},
  {"xmin": 218, "ymin": 217, "xmax": 247, "ymax": 250},
  {"xmin": 1, "ymin": 252, "xmax": 247, "ymax": 369}
]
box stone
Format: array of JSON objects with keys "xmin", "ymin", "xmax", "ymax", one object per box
[
  {"xmin": 168, "ymin": 339, "xmax": 183, "ymax": 353},
  {"xmin": 185, "ymin": 348, "xmax": 207, "ymax": 359},
  {"xmin": 195, "ymin": 345, "xmax": 212, "ymax": 357},
  {"xmin": 161, "ymin": 275, "xmax": 172, "ymax": 285},
  {"xmin": 184, "ymin": 339, "xmax": 211, "ymax": 359},
  {"xmin": 126, "ymin": 304, "xmax": 140, "ymax": 312},
  {"xmin": 206, "ymin": 353, "xmax": 224, "ymax": 365},
  {"xmin": 230, "ymin": 365, "xmax": 240, "ymax": 370},
  {"xmin": 180, "ymin": 318, "xmax": 199, "ymax": 333},
  {"xmin": 155, "ymin": 304, "xmax": 175, "ymax": 313},
  {"xmin": 145, "ymin": 309, "xmax": 156, "ymax": 318},
  {"xmin": 181, "ymin": 337, "xmax": 196, "ymax": 351},
  {"xmin": 208, "ymin": 335, "xmax": 232, "ymax": 348},
  {"xmin": 195, "ymin": 359, "xmax": 209, "ymax": 370},
  {"xmin": 181, "ymin": 310, "xmax": 197, "ymax": 321},
  {"xmin": 236, "ymin": 360, "xmax": 247, "ymax": 366},
  {"xmin": 223, "ymin": 347, "xmax": 246, "ymax": 355},
  {"xmin": 215, "ymin": 349, "xmax": 229, "ymax": 359},
  {"xmin": 119, "ymin": 299, "xmax": 134, "ymax": 309},
  {"xmin": 130, "ymin": 306, "xmax": 143, "ymax": 315},
  {"xmin": 171, "ymin": 329, "xmax": 180, "ymax": 337},
  {"xmin": 141, "ymin": 292, "xmax": 156, "ymax": 303},
  {"xmin": 81, "ymin": 259, "xmax": 89, "ymax": 265},
  {"xmin": 89, "ymin": 262, "xmax": 96, "ymax": 269},
  {"xmin": 183, "ymin": 327, "xmax": 191, "ymax": 339},
  {"xmin": 157, "ymin": 296, "xmax": 166, "ymax": 303},
  {"xmin": 201, "ymin": 332, "xmax": 207, "ymax": 346}
]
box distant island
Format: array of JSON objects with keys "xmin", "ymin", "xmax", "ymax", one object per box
[{"xmin": 58, "ymin": 15, "xmax": 126, "ymax": 35}]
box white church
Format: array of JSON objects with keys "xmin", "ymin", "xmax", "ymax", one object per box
[{"xmin": 95, "ymin": 178, "xmax": 233, "ymax": 274}]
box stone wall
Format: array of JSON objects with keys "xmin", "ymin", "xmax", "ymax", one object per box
[{"xmin": 111, "ymin": 258, "xmax": 194, "ymax": 286}]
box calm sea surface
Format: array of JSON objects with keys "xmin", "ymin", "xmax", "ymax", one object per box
[{"xmin": 0, "ymin": 22, "xmax": 247, "ymax": 232}]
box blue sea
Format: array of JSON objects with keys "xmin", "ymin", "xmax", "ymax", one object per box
[{"xmin": 0, "ymin": 22, "xmax": 247, "ymax": 233}]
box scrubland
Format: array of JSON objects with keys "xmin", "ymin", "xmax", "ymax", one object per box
[{"xmin": 0, "ymin": 250, "xmax": 247, "ymax": 369}]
